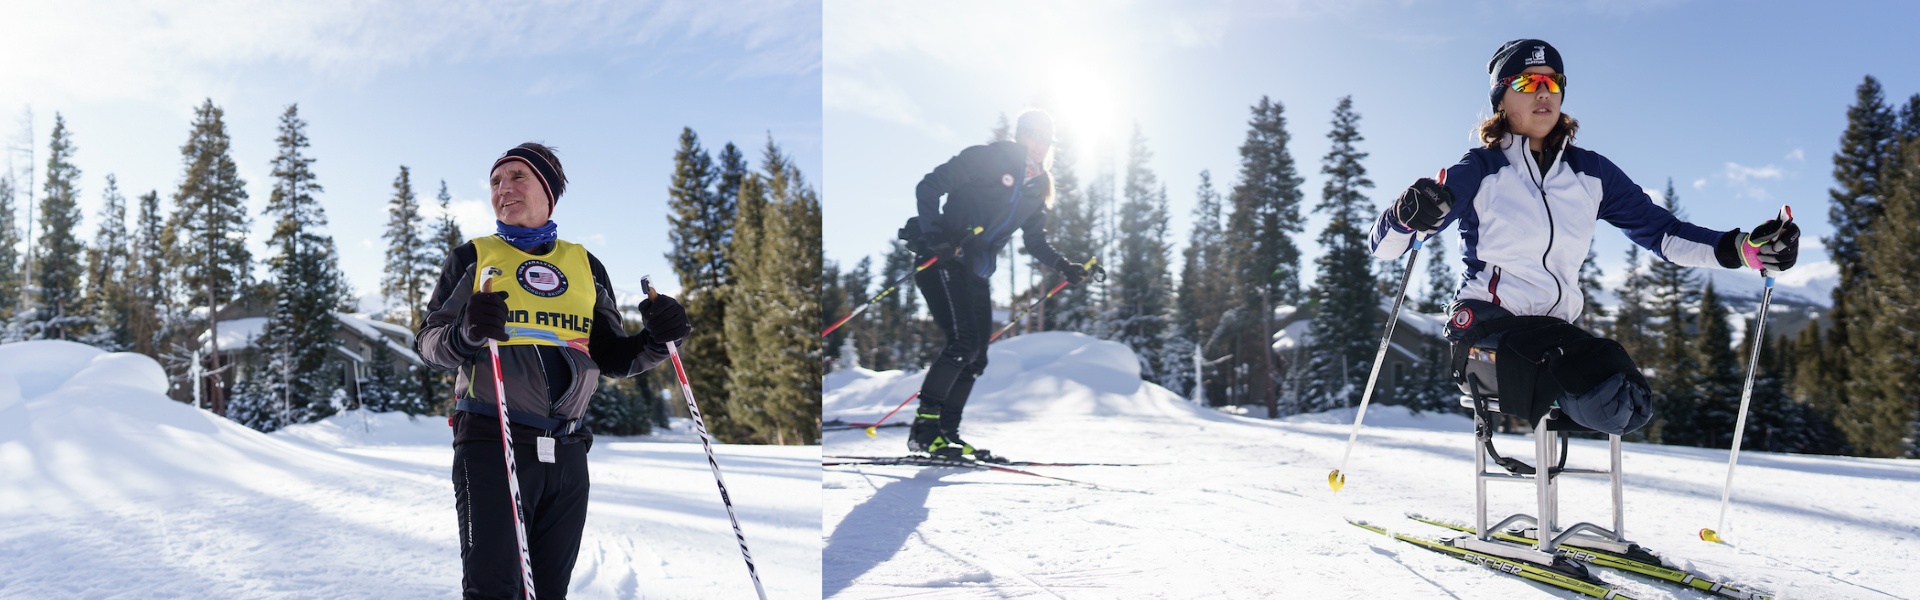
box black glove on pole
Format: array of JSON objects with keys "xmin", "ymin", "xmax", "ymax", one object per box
[
  {"xmin": 1393, "ymin": 178, "xmax": 1453, "ymax": 235},
  {"xmin": 637, "ymin": 294, "xmax": 691, "ymax": 345},
  {"xmin": 462, "ymin": 289, "xmax": 512, "ymax": 350}
]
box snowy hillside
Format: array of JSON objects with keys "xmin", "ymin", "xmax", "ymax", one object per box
[
  {"xmin": 0, "ymin": 340, "xmax": 820, "ymax": 600},
  {"xmin": 824, "ymin": 332, "xmax": 1918, "ymax": 599}
]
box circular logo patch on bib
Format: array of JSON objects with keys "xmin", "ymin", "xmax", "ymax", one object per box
[
  {"xmin": 1451, "ymin": 307, "xmax": 1474, "ymax": 329},
  {"xmin": 1002, "ymin": 174, "xmax": 1014, "ymax": 187},
  {"xmin": 517, "ymin": 260, "xmax": 569, "ymax": 298}
]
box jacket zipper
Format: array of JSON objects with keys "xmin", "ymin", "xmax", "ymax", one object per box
[{"xmin": 1522, "ymin": 138, "xmax": 1565, "ymax": 317}]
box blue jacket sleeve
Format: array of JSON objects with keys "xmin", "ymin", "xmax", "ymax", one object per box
[
  {"xmin": 915, "ymin": 144, "xmax": 998, "ymax": 239},
  {"xmin": 1370, "ymin": 151, "xmax": 1491, "ymax": 259},
  {"xmin": 1584, "ymin": 151, "xmax": 1725, "ymax": 267}
]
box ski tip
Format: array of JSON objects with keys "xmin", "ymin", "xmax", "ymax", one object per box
[
  {"xmin": 1698, "ymin": 528, "xmax": 1725, "ymax": 544},
  {"xmin": 1328, "ymin": 470, "xmax": 1346, "ymax": 492}
]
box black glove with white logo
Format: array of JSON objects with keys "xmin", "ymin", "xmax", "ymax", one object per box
[
  {"xmin": 638, "ymin": 294, "xmax": 692, "ymax": 345},
  {"xmin": 1393, "ymin": 178, "xmax": 1453, "ymax": 235},
  {"xmin": 1720, "ymin": 218, "xmax": 1801, "ymax": 273},
  {"xmin": 461, "ymin": 290, "xmax": 511, "ymax": 349}
]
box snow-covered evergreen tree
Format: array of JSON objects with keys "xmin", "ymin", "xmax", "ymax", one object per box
[
  {"xmin": 0, "ymin": 174, "xmax": 21, "ymax": 320},
  {"xmin": 81, "ymin": 174, "xmax": 132, "ymax": 351},
  {"xmin": 1302, "ymin": 97, "xmax": 1378, "ymax": 412},
  {"xmin": 126, "ymin": 190, "xmax": 171, "ymax": 358},
  {"xmin": 1577, "ymin": 248, "xmax": 1606, "ymax": 333},
  {"xmin": 1043, "ymin": 133, "xmax": 1103, "ymax": 334},
  {"xmin": 666, "ymin": 129, "xmax": 738, "ymax": 437},
  {"xmin": 250, "ymin": 104, "xmax": 350, "ymax": 429},
  {"xmin": 28, "ymin": 113, "xmax": 89, "ymax": 341},
  {"xmin": 1222, "ymin": 96, "xmax": 1304, "ymax": 409},
  {"xmin": 381, "ymin": 166, "xmax": 432, "ymax": 331},
  {"xmin": 725, "ymin": 138, "xmax": 822, "ymax": 445},
  {"xmin": 1108, "ymin": 124, "xmax": 1175, "ymax": 385},
  {"xmin": 1646, "ymin": 181, "xmax": 1705, "ymax": 445},
  {"xmin": 171, "ymin": 99, "xmax": 252, "ymax": 416},
  {"xmin": 1177, "ymin": 170, "xmax": 1232, "ymax": 404}
]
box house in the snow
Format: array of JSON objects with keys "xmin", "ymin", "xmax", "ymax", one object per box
[
  {"xmin": 197, "ymin": 298, "xmax": 424, "ymax": 408},
  {"xmin": 1270, "ymin": 300, "xmax": 1451, "ymax": 408}
]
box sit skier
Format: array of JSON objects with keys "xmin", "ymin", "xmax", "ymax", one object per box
[
  {"xmin": 1369, "ymin": 39, "xmax": 1800, "ymax": 569},
  {"xmin": 904, "ymin": 109, "xmax": 1099, "ymax": 461}
]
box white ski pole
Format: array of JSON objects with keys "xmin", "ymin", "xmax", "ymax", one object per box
[
  {"xmin": 479, "ymin": 266, "xmax": 537, "ymax": 599},
  {"xmin": 1330, "ymin": 236, "xmax": 1424, "ymax": 492},
  {"xmin": 641, "ymin": 276, "xmax": 769, "ymax": 600},
  {"xmin": 1701, "ymin": 205, "xmax": 1792, "ymax": 544}
]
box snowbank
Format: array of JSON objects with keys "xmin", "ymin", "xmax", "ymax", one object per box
[
  {"xmin": 0, "ymin": 340, "xmax": 820, "ymax": 599},
  {"xmin": 825, "ymin": 330, "xmax": 1919, "ymax": 599}
]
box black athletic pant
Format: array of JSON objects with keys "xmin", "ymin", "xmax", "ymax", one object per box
[
  {"xmin": 453, "ymin": 439, "xmax": 590, "ymax": 600},
  {"xmin": 913, "ymin": 261, "xmax": 994, "ymax": 433}
]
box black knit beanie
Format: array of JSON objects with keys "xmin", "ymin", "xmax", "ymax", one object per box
[
  {"xmin": 492, "ymin": 144, "xmax": 566, "ymax": 209},
  {"xmin": 1488, "ymin": 39, "xmax": 1564, "ymax": 112}
]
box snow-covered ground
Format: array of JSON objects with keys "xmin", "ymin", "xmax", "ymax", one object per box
[
  {"xmin": 0, "ymin": 340, "xmax": 820, "ymax": 600},
  {"xmin": 824, "ymin": 331, "xmax": 1919, "ymax": 599}
]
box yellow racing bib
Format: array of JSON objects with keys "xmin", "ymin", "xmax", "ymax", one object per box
[{"xmin": 472, "ymin": 235, "xmax": 595, "ymax": 355}]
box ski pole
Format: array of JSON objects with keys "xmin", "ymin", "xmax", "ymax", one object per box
[
  {"xmin": 479, "ymin": 267, "xmax": 537, "ymax": 600},
  {"xmin": 1330, "ymin": 236, "xmax": 1424, "ymax": 493},
  {"xmin": 641, "ymin": 276, "xmax": 769, "ymax": 600},
  {"xmin": 821, "ymin": 226, "xmax": 983, "ymax": 337},
  {"xmin": 863, "ymin": 257, "xmax": 1101, "ymax": 438},
  {"xmin": 1702, "ymin": 205, "xmax": 1792, "ymax": 544}
]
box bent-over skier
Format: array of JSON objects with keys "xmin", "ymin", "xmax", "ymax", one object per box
[
  {"xmin": 416, "ymin": 142, "xmax": 692, "ymax": 599},
  {"xmin": 904, "ymin": 109, "xmax": 1099, "ymax": 460}
]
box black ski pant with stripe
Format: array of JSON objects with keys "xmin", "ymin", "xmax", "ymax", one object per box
[
  {"xmin": 913, "ymin": 261, "xmax": 994, "ymax": 435},
  {"xmin": 453, "ymin": 439, "xmax": 590, "ymax": 600}
]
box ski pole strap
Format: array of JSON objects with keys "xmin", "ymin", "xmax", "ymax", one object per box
[{"xmin": 455, "ymin": 399, "xmax": 586, "ymax": 437}]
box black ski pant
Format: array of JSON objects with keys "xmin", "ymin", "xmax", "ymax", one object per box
[
  {"xmin": 453, "ymin": 439, "xmax": 590, "ymax": 600},
  {"xmin": 913, "ymin": 262, "xmax": 994, "ymax": 434}
]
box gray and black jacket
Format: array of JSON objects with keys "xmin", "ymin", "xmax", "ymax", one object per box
[
  {"xmin": 914, "ymin": 140, "xmax": 1065, "ymax": 279},
  {"xmin": 417, "ymin": 238, "xmax": 668, "ymax": 449}
]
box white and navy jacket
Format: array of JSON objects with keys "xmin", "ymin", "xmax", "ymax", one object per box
[{"xmin": 1370, "ymin": 133, "xmax": 1729, "ymax": 324}]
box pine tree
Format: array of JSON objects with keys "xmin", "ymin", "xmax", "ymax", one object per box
[
  {"xmin": 30, "ymin": 113, "xmax": 88, "ymax": 341},
  {"xmin": 1109, "ymin": 124, "xmax": 1175, "ymax": 385},
  {"xmin": 1177, "ymin": 170, "xmax": 1233, "ymax": 404},
  {"xmin": 171, "ymin": 99, "xmax": 252, "ymax": 416},
  {"xmin": 381, "ymin": 166, "xmax": 432, "ymax": 330},
  {"xmin": 1303, "ymin": 97, "xmax": 1378, "ymax": 413},
  {"xmin": 126, "ymin": 190, "xmax": 168, "ymax": 357},
  {"xmin": 1850, "ymin": 134, "xmax": 1920, "ymax": 457},
  {"xmin": 1577, "ymin": 248, "xmax": 1606, "ymax": 333},
  {"xmin": 1417, "ymin": 241, "xmax": 1454, "ymax": 314},
  {"xmin": 1611, "ymin": 246, "xmax": 1657, "ymax": 365},
  {"xmin": 428, "ymin": 180, "xmax": 464, "ymax": 265},
  {"xmin": 587, "ymin": 375, "xmax": 661, "ymax": 436},
  {"xmin": 665, "ymin": 129, "xmax": 740, "ymax": 438},
  {"xmin": 724, "ymin": 138, "xmax": 821, "ymax": 444},
  {"xmin": 1223, "ymin": 96, "xmax": 1305, "ymax": 409},
  {"xmin": 0, "ymin": 174, "xmax": 20, "ymax": 320},
  {"xmin": 1667, "ymin": 281, "xmax": 1743, "ymax": 448},
  {"xmin": 236, "ymin": 104, "xmax": 350, "ymax": 431},
  {"xmin": 81, "ymin": 174, "xmax": 132, "ymax": 350},
  {"xmin": 1042, "ymin": 135, "xmax": 1102, "ymax": 334},
  {"xmin": 871, "ymin": 241, "xmax": 933, "ymax": 371},
  {"xmin": 989, "ymin": 112, "xmax": 1012, "ymax": 143},
  {"xmin": 1826, "ymin": 76, "xmax": 1899, "ymax": 283},
  {"xmin": 1646, "ymin": 181, "xmax": 1704, "ymax": 445}
]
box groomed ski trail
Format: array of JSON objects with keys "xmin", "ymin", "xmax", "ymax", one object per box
[{"xmin": 824, "ymin": 331, "xmax": 1920, "ymax": 599}]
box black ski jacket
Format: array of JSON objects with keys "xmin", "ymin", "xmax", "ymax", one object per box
[
  {"xmin": 416, "ymin": 238, "xmax": 668, "ymax": 448},
  {"xmin": 914, "ymin": 140, "xmax": 1065, "ymax": 279}
]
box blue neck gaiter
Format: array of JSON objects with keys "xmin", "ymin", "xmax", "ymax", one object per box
[{"xmin": 496, "ymin": 220, "xmax": 558, "ymax": 251}]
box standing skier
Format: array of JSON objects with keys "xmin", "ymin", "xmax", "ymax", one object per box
[
  {"xmin": 416, "ymin": 142, "xmax": 692, "ymax": 599},
  {"xmin": 905, "ymin": 109, "xmax": 1098, "ymax": 460},
  {"xmin": 1371, "ymin": 39, "xmax": 1801, "ymax": 434}
]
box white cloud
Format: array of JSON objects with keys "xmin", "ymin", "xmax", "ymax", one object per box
[
  {"xmin": 1723, "ymin": 162, "xmax": 1785, "ymax": 184},
  {"xmin": 0, "ymin": 0, "xmax": 820, "ymax": 109},
  {"xmin": 449, "ymin": 197, "xmax": 497, "ymax": 239},
  {"xmin": 1692, "ymin": 178, "xmax": 1707, "ymax": 190},
  {"xmin": 1785, "ymin": 148, "xmax": 1805, "ymax": 162}
]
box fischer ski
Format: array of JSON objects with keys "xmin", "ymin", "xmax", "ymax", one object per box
[
  {"xmin": 824, "ymin": 455, "xmax": 1122, "ymax": 489},
  {"xmin": 1349, "ymin": 518, "xmax": 1635, "ymax": 599},
  {"xmin": 1404, "ymin": 513, "xmax": 1772, "ymax": 600},
  {"xmin": 823, "ymin": 419, "xmax": 907, "ymax": 432}
]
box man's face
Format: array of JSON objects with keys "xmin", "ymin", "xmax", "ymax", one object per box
[{"xmin": 490, "ymin": 161, "xmax": 552, "ymax": 227}]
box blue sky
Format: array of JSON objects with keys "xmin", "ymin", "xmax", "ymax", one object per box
[
  {"xmin": 1, "ymin": 0, "xmax": 821, "ymax": 305},
  {"xmin": 824, "ymin": 0, "xmax": 1920, "ymax": 308}
]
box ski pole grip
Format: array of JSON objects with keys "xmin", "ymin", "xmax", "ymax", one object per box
[
  {"xmin": 641, "ymin": 275, "xmax": 658, "ymax": 301},
  {"xmin": 480, "ymin": 266, "xmax": 501, "ymax": 294}
]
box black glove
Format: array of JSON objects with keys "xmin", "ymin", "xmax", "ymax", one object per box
[
  {"xmin": 1729, "ymin": 218, "xmax": 1800, "ymax": 273},
  {"xmin": 928, "ymin": 240, "xmax": 963, "ymax": 264},
  {"xmin": 461, "ymin": 290, "xmax": 511, "ymax": 349},
  {"xmin": 638, "ymin": 294, "xmax": 692, "ymax": 345},
  {"xmin": 1055, "ymin": 259, "xmax": 1105, "ymax": 285},
  {"xmin": 1393, "ymin": 178, "xmax": 1453, "ymax": 235}
]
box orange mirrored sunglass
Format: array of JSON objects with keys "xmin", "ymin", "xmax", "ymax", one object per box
[{"xmin": 1500, "ymin": 72, "xmax": 1567, "ymax": 94}]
